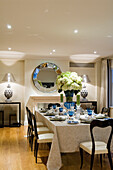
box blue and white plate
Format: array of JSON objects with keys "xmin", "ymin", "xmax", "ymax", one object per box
[{"xmin": 67, "ymin": 120, "xmax": 79, "ymax": 124}]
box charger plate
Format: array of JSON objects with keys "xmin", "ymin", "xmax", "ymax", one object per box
[
  {"xmin": 50, "ymin": 116, "xmax": 66, "ymax": 121},
  {"xmin": 67, "ymin": 120, "xmax": 79, "ymax": 124}
]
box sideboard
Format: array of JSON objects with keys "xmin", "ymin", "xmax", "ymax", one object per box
[{"xmin": 27, "ymin": 96, "xmax": 97, "ymax": 113}]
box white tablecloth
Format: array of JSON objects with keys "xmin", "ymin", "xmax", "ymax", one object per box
[{"xmin": 36, "ymin": 112, "xmax": 113, "ymax": 170}]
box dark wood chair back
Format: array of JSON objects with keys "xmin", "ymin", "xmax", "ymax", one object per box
[
  {"xmin": 101, "ymin": 107, "xmax": 110, "ymax": 116},
  {"xmin": 90, "ymin": 119, "xmax": 113, "ymax": 154},
  {"xmin": 26, "ymin": 107, "xmax": 32, "ymax": 126},
  {"xmin": 48, "ymin": 103, "xmax": 60, "ymax": 109},
  {"xmin": 32, "ymin": 114, "xmax": 38, "ymax": 139}
]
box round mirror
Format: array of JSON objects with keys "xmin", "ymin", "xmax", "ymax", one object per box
[{"xmin": 32, "ymin": 62, "xmax": 62, "ymax": 93}]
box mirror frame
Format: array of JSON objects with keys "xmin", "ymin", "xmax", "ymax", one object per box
[{"xmin": 32, "ymin": 62, "xmax": 62, "ymax": 93}]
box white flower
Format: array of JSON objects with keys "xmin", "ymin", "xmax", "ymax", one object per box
[
  {"xmin": 76, "ymin": 76, "xmax": 82, "ymax": 84},
  {"xmin": 66, "ymin": 79, "xmax": 73, "ymax": 85},
  {"xmin": 62, "ymin": 84, "xmax": 68, "ymax": 91},
  {"xmin": 61, "ymin": 77, "xmax": 69, "ymax": 83},
  {"xmin": 56, "ymin": 71, "xmax": 82, "ymax": 92},
  {"xmin": 70, "ymin": 72, "xmax": 78, "ymax": 81},
  {"xmin": 71, "ymin": 82, "xmax": 79, "ymax": 90}
]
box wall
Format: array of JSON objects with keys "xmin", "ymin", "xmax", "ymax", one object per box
[
  {"xmin": 0, "ymin": 58, "xmax": 101, "ymax": 125},
  {"xmin": 25, "ymin": 59, "xmax": 69, "ymax": 103},
  {"xmin": 95, "ymin": 59, "xmax": 101, "ymax": 112},
  {"xmin": 0, "ymin": 60, "xmax": 25, "ymax": 124},
  {"xmin": 69, "ymin": 61, "xmax": 101, "ymax": 112},
  {"xmin": 69, "ymin": 66, "xmax": 96, "ymax": 101},
  {"xmin": 24, "ymin": 58, "xmax": 69, "ymax": 124}
]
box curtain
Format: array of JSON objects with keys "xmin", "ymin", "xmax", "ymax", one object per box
[{"xmin": 100, "ymin": 59, "xmax": 108, "ymax": 112}]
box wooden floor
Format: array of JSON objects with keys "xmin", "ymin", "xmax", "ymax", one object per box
[{"xmin": 0, "ymin": 126, "xmax": 112, "ymax": 170}]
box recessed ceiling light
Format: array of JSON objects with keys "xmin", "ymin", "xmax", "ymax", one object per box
[
  {"xmin": 93, "ymin": 51, "xmax": 97, "ymax": 54},
  {"xmin": 44, "ymin": 9, "xmax": 49, "ymax": 13},
  {"xmin": 74, "ymin": 29, "xmax": 78, "ymax": 34},
  {"xmin": 50, "ymin": 52, "xmax": 52, "ymax": 55},
  {"xmin": 7, "ymin": 24, "xmax": 12, "ymax": 29},
  {"xmin": 26, "ymin": 26, "xmax": 31, "ymax": 29},
  {"xmin": 52, "ymin": 49, "xmax": 56, "ymax": 52},
  {"xmin": 8, "ymin": 47, "xmax": 11, "ymax": 51},
  {"xmin": 107, "ymin": 35, "xmax": 112, "ymax": 38}
]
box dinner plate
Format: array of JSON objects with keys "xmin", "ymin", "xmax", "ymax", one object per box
[
  {"xmin": 80, "ymin": 119, "xmax": 92, "ymax": 124},
  {"xmin": 67, "ymin": 120, "xmax": 79, "ymax": 124},
  {"xmin": 44, "ymin": 113, "xmax": 56, "ymax": 116},
  {"xmin": 50, "ymin": 117, "xmax": 66, "ymax": 121},
  {"xmin": 95, "ymin": 114, "xmax": 106, "ymax": 119}
]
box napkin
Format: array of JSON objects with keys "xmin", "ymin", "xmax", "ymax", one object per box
[
  {"xmin": 95, "ymin": 113, "xmax": 105, "ymax": 119},
  {"xmin": 50, "ymin": 115, "xmax": 66, "ymax": 121}
]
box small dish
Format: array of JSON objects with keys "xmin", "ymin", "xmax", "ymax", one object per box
[
  {"xmin": 50, "ymin": 116, "xmax": 66, "ymax": 121},
  {"xmin": 67, "ymin": 120, "xmax": 79, "ymax": 124},
  {"xmin": 95, "ymin": 113, "xmax": 106, "ymax": 119}
]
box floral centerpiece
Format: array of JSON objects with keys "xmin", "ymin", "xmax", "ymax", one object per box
[{"xmin": 56, "ymin": 71, "xmax": 82, "ymax": 102}]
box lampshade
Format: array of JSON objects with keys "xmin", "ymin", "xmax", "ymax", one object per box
[
  {"xmin": 81, "ymin": 75, "xmax": 90, "ymax": 83},
  {"xmin": 2, "ymin": 73, "xmax": 16, "ymax": 82}
]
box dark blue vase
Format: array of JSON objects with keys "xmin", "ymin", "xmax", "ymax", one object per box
[
  {"xmin": 64, "ymin": 90, "xmax": 75, "ymax": 109},
  {"xmin": 64, "ymin": 102, "xmax": 75, "ymax": 109},
  {"xmin": 64, "ymin": 90, "xmax": 74, "ymax": 102}
]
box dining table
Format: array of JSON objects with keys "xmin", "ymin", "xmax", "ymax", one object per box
[{"xmin": 36, "ymin": 111, "xmax": 113, "ymax": 170}]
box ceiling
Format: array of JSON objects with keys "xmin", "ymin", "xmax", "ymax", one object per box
[{"xmin": 0, "ymin": 0, "xmax": 113, "ymax": 62}]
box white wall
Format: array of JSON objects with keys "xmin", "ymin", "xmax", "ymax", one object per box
[
  {"xmin": 24, "ymin": 59, "xmax": 69, "ymax": 124},
  {"xmin": 24, "ymin": 59, "xmax": 69, "ymax": 106},
  {"xmin": 70, "ymin": 66, "xmax": 96, "ymax": 101},
  {"xmin": 0, "ymin": 58, "xmax": 101, "ymax": 124},
  {"xmin": 95, "ymin": 59, "xmax": 101, "ymax": 112},
  {"xmin": 0, "ymin": 60, "xmax": 25, "ymax": 124},
  {"xmin": 70, "ymin": 60, "xmax": 101, "ymax": 112}
]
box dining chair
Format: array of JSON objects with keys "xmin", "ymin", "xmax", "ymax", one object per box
[
  {"xmin": 48, "ymin": 103, "xmax": 60, "ymax": 109},
  {"xmin": 101, "ymin": 107, "xmax": 110, "ymax": 116},
  {"xmin": 32, "ymin": 114, "xmax": 54, "ymax": 163},
  {"xmin": 79, "ymin": 119, "xmax": 113, "ymax": 170},
  {"xmin": 32, "ymin": 111, "xmax": 52, "ymax": 151},
  {"xmin": 26, "ymin": 107, "xmax": 51, "ymax": 151},
  {"xmin": 26, "ymin": 107, "xmax": 32, "ymax": 142}
]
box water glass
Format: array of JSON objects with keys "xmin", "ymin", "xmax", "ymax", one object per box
[
  {"xmin": 53, "ymin": 105, "xmax": 56, "ymax": 109},
  {"xmin": 68, "ymin": 110, "xmax": 74, "ymax": 117},
  {"xmin": 59, "ymin": 107, "xmax": 63, "ymax": 112}
]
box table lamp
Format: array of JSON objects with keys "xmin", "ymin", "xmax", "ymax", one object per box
[
  {"xmin": 81, "ymin": 74, "xmax": 90, "ymax": 101},
  {"xmin": 2, "ymin": 73, "xmax": 16, "ymax": 102}
]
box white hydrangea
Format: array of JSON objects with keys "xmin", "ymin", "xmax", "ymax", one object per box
[
  {"xmin": 76, "ymin": 76, "xmax": 82, "ymax": 84},
  {"xmin": 70, "ymin": 72, "xmax": 78, "ymax": 81},
  {"xmin": 56, "ymin": 71, "xmax": 82, "ymax": 92}
]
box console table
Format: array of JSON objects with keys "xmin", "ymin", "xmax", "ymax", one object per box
[
  {"xmin": 27, "ymin": 96, "xmax": 97, "ymax": 113},
  {"xmin": 75, "ymin": 101, "xmax": 97, "ymax": 113},
  {"xmin": 0, "ymin": 102, "xmax": 21, "ymax": 127}
]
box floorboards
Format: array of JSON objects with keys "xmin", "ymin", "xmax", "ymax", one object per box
[{"xmin": 0, "ymin": 126, "xmax": 112, "ymax": 170}]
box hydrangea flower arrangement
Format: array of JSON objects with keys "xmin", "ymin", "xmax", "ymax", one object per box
[{"xmin": 56, "ymin": 71, "xmax": 82, "ymax": 93}]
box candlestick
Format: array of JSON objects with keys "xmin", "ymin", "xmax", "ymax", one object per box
[
  {"xmin": 60, "ymin": 93, "xmax": 63, "ymax": 103},
  {"xmin": 77, "ymin": 93, "xmax": 80, "ymax": 106}
]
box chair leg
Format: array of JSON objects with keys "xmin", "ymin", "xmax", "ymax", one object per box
[
  {"xmin": 34, "ymin": 139, "xmax": 37, "ymax": 157},
  {"xmin": 80, "ymin": 148, "xmax": 83, "ymax": 169},
  {"xmin": 90, "ymin": 153, "xmax": 94, "ymax": 170},
  {"xmin": 100, "ymin": 154, "xmax": 102, "ymax": 167},
  {"xmin": 47, "ymin": 143, "xmax": 51, "ymax": 150},
  {"xmin": 107, "ymin": 151, "xmax": 113, "ymax": 170},
  {"xmin": 103, "ymin": 153, "xmax": 105, "ymax": 158},
  {"xmin": 29, "ymin": 128, "xmax": 32, "ymax": 144},
  {"xmin": 31, "ymin": 134, "xmax": 34, "ymax": 151},
  {"xmin": 35, "ymin": 142, "xmax": 39, "ymax": 163},
  {"xmin": 27, "ymin": 127, "xmax": 29, "ymax": 138}
]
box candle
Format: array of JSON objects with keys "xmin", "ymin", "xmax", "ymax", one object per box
[
  {"xmin": 77, "ymin": 93, "xmax": 80, "ymax": 106},
  {"xmin": 60, "ymin": 94, "xmax": 63, "ymax": 103}
]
